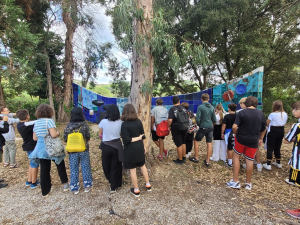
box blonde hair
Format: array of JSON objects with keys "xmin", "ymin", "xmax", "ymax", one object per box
[
  {"xmin": 215, "ymin": 104, "xmax": 224, "ymax": 124},
  {"xmin": 239, "ymin": 97, "xmax": 247, "ymax": 104}
]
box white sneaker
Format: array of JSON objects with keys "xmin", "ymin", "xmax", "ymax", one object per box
[
  {"xmin": 188, "ymin": 152, "xmax": 192, "ymax": 157},
  {"xmin": 285, "ymin": 179, "xmax": 298, "ymax": 187},
  {"xmin": 257, "ymin": 165, "xmax": 262, "ymax": 172},
  {"xmin": 84, "ymin": 186, "xmax": 92, "ymax": 193},
  {"xmin": 263, "ymin": 163, "xmax": 271, "ymax": 170},
  {"xmin": 242, "ymin": 163, "xmax": 246, "ymax": 169},
  {"xmin": 73, "ymin": 187, "xmax": 80, "ymax": 195},
  {"xmin": 186, "ymin": 154, "xmax": 190, "ymax": 158},
  {"xmin": 272, "ymin": 162, "xmax": 282, "ymax": 168},
  {"xmin": 245, "ymin": 183, "xmax": 252, "ymax": 190},
  {"xmin": 226, "ymin": 179, "xmax": 241, "ymax": 189}
]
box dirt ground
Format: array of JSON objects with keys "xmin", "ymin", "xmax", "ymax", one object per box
[{"xmin": 0, "ymin": 122, "xmax": 299, "ymax": 224}]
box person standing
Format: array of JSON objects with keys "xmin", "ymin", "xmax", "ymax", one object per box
[{"xmin": 0, "ymin": 115, "xmax": 9, "ymax": 188}]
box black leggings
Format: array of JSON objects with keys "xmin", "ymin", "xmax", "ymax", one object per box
[
  {"xmin": 40, "ymin": 159, "xmax": 68, "ymax": 196},
  {"xmin": 266, "ymin": 126, "xmax": 284, "ymax": 160}
]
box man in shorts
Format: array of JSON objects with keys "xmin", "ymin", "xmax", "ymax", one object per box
[
  {"xmin": 168, "ymin": 96, "xmax": 188, "ymax": 165},
  {"xmin": 190, "ymin": 93, "xmax": 216, "ymax": 166},
  {"xmin": 151, "ymin": 98, "xmax": 168, "ymax": 159},
  {"xmin": 226, "ymin": 96, "xmax": 266, "ymax": 190}
]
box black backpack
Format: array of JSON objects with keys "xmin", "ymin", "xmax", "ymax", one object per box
[{"xmin": 176, "ymin": 106, "xmax": 189, "ymax": 131}]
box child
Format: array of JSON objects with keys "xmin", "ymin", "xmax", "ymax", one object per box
[
  {"xmin": 181, "ymin": 102, "xmax": 195, "ymax": 158},
  {"xmin": 263, "ymin": 100, "xmax": 287, "ymax": 170},
  {"xmin": 121, "ymin": 104, "xmax": 151, "ymax": 197},
  {"xmin": 16, "ymin": 110, "xmax": 39, "ymax": 189},
  {"xmin": 64, "ymin": 107, "xmax": 93, "ymax": 194},
  {"xmin": 211, "ymin": 104, "xmax": 226, "ymax": 162},
  {"xmin": 284, "ymin": 101, "xmax": 300, "ymax": 187},
  {"xmin": 0, "ymin": 107, "xmax": 20, "ymax": 168},
  {"xmin": 221, "ymin": 103, "xmax": 237, "ymax": 167},
  {"xmin": 151, "ymin": 98, "xmax": 169, "ymax": 159}
]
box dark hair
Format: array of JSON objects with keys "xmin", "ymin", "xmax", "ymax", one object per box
[
  {"xmin": 228, "ymin": 103, "xmax": 237, "ymax": 112},
  {"xmin": 245, "ymin": 96, "xmax": 258, "ymax": 108},
  {"xmin": 291, "ymin": 101, "xmax": 300, "ymax": 110},
  {"xmin": 70, "ymin": 107, "xmax": 85, "ymax": 122},
  {"xmin": 201, "ymin": 93, "xmax": 209, "ymax": 101},
  {"xmin": 172, "ymin": 96, "xmax": 180, "ymax": 104},
  {"xmin": 181, "ymin": 102, "xmax": 189, "ymax": 109},
  {"xmin": 121, "ymin": 104, "xmax": 138, "ymax": 121},
  {"xmin": 35, "ymin": 104, "xmax": 54, "ymax": 119},
  {"xmin": 16, "ymin": 109, "xmax": 29, "ymax": 121},
  {"xmin": 105, "ymin": 104, "xmax": 120, "ymax": 121},
  {"xmin": 156, "ymin": 98, "xmax": 163, "ymax": 106},
  {"xmin": 0, "ymin": 107, "xmax": 6, "ymax": 113},
  {"xmin": 272, "ymin": 100, "xmax": 284, "ymax": 112}
]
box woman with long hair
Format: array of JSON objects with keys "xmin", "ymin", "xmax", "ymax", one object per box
[
  {"xmin": 263, "ymin": 100, "xmax": 288, "ymax": 170},
  {"xmin": 64, "ymin": 107, "xmax": 92, "ymax": 194},
  {"xmin": 99, "ymin": 104, "xmax": 123, "ymax": 193},
  {"xmin": 121, "ymin": 104, "xmax": 151, "ymax": 197}
]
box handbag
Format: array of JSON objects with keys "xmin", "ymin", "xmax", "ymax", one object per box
[
  {"xmin": 44, "ymin": 119, "xmax": 65, "ymax": 158},
  {"xmin": 65, "ymin": 126, "xmax": 86, "ymax": 152}
]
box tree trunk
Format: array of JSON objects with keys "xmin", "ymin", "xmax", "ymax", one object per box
[
  {"xmin": 0, "ymin": 76, "xmax": 6, "ymax": 107},
  {"xmin": 129, "ymin": 0, "xmax": 154, "ymax": 151},
  {"xmin": 43, "ymin": 47, "xmax": 56, "ymax": 121},
  {"xmin": 58, "ymin": 0, "xmax": 76, "ymax": 122}
]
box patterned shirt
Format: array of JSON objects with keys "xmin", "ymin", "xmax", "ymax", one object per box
[
  {"xmin": 33, "ymin": 118, "xmax": 56, "ymax": 137},
  {"xmin": 286, "ymin": 123, "xmax": 300, "ymax": 170}
]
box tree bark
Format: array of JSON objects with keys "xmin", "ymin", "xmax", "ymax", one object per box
[
  {"xmin": 43, "ymin": 47, "xmax": 56, "ymax": 121},
  {"xmin": 58, "ymin": 0, "xmax": 76, "ymax": 122},
  {"xmin": 0, "ymin": 76, "xmax": 6, "ymax": 107},
  {"xmin": 129, "ymin": 0, "xmax": 154, "ymax": 151}
]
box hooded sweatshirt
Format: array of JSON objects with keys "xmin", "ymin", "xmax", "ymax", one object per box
[{"xmin": 196, "ymin": 102, "xmax": 216, "ymax": 128}]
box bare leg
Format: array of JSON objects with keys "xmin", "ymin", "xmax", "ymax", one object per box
[
  {"xmin": 130, "ymin": 168, "xmax": 139, "ymax": 190},
  {"xmin": 245, "ymin": 159, "xmax": 254, "ymax": 184},
  {"xmin": 194, "ymin": 140, "xmax": 199, "ymax": 159},
  {"xmin": 177, "ymin": 145, "xmax": 183, "ymax": 160},
  {"xmin": 28, "ymin": 166, "xmax": 32, "ymax": 182},
  {"xmin": 140, "ymin": 165, "xmax": 150, "ymax": 184},
  {"xmin": 206, "ymin": 143, "xmax": 212, "ymax": 163},
  {"xmin": 255, "ymin": 149, "xmax": 261, "ymax": 164},
  {"xmin": 227, "ymin": 149, "xmax": 233, "ymax": 161},
  {"xmin": 159, "ymin": 139, "xmax": 164, "ymax": 156},
  {"xmin": 233, "ymin": 152, "xmax": 241, "ymax": 182},
  {"xmin": 153, "ymin": 140, "xmax": 159, "ymax": 148},
  {"xmin": 32, "ymin": 168, "xmax": 38, "ymax": 183}
]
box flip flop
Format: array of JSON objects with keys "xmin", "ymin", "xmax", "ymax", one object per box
[
  {"xmin": 3, "ymin": 163, "xmax": 9, "ymax": 167},
  {"xmin": 10, "ymin": 164, "xmax": 20, "ymax": 168}
]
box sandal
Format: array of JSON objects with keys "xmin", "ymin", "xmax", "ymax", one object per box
[
  {"xmin": 3, "ymin": 163, "xmax": 9, "ymax": 167},
  {"xmin": 10, "ymin": 164, "xmax": 20, "ymax": 168},
  {"xmin": 189, "ymin": 157, "xmax": 199, "ymax": 163}
]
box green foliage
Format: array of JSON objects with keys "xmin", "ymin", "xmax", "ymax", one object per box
[
  {"xmin": 93, "ymin": 86, "xmax": 114, "ymax": 97},
  {"xmin": 111, "ymin": 80, "xmax": 130, "ymax": 97}
]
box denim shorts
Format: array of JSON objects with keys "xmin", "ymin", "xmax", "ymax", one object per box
[
  {"xmin": 195, "ymin": 126, "xmax": 214, "ymax": 143},
  {"xmin": 27, "ymin": 151, "xmax": 40, "ymax": 168}
]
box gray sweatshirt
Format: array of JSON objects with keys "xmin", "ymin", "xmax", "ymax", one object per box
[{"xmin": 0, "ymin": 113, "xmax": 20, "ymax": 141}]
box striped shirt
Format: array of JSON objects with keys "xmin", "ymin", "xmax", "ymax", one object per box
[
  {"xmin": 286, "ymin": 123, "xmax": 300, "ymax": 170},
  {"xmin": 33, "ymin": 118, "xmax": 56, "ymax": 137}
]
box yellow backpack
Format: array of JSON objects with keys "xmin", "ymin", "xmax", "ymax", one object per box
[{"xmin": 65, "ymin": 127, "xmax": 86, "ymax": 152}]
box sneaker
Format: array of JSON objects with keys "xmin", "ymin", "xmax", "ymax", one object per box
[
  {"xmin": 285, "ymin": 179, "xmax": 298, "ymax": 187},
  {"xmin": 173, "ymin": 159, "xmax": 183, "ymax": 165},
  {"xmin": 263, "ymin": 163, "xmax": 271, "ymax": 170},
  {"xmin": 182, "ymin": 157, "xmax": 186, "ymax": 163},
  {"xmin": 72, "ymin": 187, "xmax": 80, "ymax": 195},
  {"xmin": 224, "ymin": 162, "xmax": 233, "ymax": 168},
  {"xmin": 245, "ymin": 182, "xmax": 252, "ymax": 190},
  {"xmin": 188, "ymin": 152, "xmax": 192, "ymax": 157},
  {"xmin": 242, "ymin": 163, "xmax": 246, "ymax": 169},
  {"xmin": 0, "ymin": 183, "xmax": 8, "ymax": 188},
  {"xmin": 163, "ymin": 149, "xmax": 169, "ymax": 158},
  {"xmin": 31, "ymin": 181, "xmax": 39, "ymax": 190},
  {"xmin": 146, "ymin": 184, "xmax": 152, "ymax": 192},
  {"xmin": 203, "ymin": 160, "xmax": 210, "ymax": 167},
  {"xmin": 130, "ymin": 188, "xmax": 140, "ymax": 197},
  {"xmin": 157, "ymin": 154, "xmax": 163, "ymax": 159},
  {"xmin": 226, "ymin": 179, "xmax": 241, "ymax": 189},
  {"xmin": 257, "ymin": 165, "xmax": 262, "ymax": 172},
  {"xmin": 272, "ymin": 162, "xmax": 282, "ymax": 168},
  {"xmin": 26, "ymin": 181, "xmax": 32, "ymax": 187},
  {"xmin": 110, "ymin": 188, "xmax": 117, "ymax": 194},
  {"xmin": 63, "ymin": 183, "xmax": 70, "ymax": 192},
  {"xmin": 287, "ymin": 208, "xmax": 300, "ymax": 219},
  {"xmin": 189, "ymin": 157, "xmax": 199, "ymax": 163},
  {"xmin": 84, "ymin": 186, "xmax": 92, "ymax": 193}
]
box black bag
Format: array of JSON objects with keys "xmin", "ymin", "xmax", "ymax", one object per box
[{"xmin": 176, "ymin": 106, "xmax": 189, "ymax": 131}]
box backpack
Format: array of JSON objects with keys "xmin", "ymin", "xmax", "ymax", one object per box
[
  {"xmin": 156, "ymin": 120, "xmax": 169, "ymax": 137},
  {"xmin": 188, "ymin": 111, "xmax": 199, "ymax": 134},
  {"xmin": 65, "ymin": 127, "xmax": 86, "ymax": 152},
  {"xmin": 176, "ymin": 106, "xmax": 189, "ymax": 131}
]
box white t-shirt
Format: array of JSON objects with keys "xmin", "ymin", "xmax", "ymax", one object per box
[
  {"xmin": 268, "ymin": 112, "xmax": 288, "ymax": 127},
  {"xmin": 215, "ymin": 113, "xmax": 221, "ymax": 125},
  {"xmin": 99, "ymin": 119, "xmax": 123, "ymax": 141}
]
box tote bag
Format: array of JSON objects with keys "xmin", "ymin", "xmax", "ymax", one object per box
[{"xmin": 44, "ymin": 119, "xmax": 65, "ymax": 158}]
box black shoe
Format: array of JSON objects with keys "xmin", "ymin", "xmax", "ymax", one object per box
[
  {"xmin": 0, "ymin": 179, "xmax": 4, "ymax": 183},
  {"xmin": 173, "ymin": 159, "xmax": 183, "ymax": 165},
  {"xmin": 182, "ymin": 157, "xmax": 186, "ymax": 163},
  {"xmin": 204, "ymin": 160, "xmax": 210, "ymax": 167},
  {"xmin": 130, "ymin": 188, "xmax": 140, "ymax": 197},
  {"xmin": 0, "ymin": 183, "xmax": 8, "ymax": 188},
  {"xmin": 189, "ymin": 157, "xmax": 199, "ymax": 163},
  {"xmin": 224, "ymin": 161, "xmax": 233, "ymax": 168}
]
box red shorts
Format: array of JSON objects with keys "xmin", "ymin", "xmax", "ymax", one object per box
[{"xmin": 234, "ymin": 138, "xmax": 257, "ymax": 161}]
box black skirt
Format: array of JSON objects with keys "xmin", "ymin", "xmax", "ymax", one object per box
[{"xmin": 213, "ymin": 125, "xmax": 222, "ymax": 140}]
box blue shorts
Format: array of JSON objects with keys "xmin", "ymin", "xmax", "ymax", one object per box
[{"xmin": 27, "ymin": 151, "xmax": 40, "ymax": 168}]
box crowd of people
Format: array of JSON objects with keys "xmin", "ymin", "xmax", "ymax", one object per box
[{"xmin": 0, "ymin": 94, "xmax": 299, "ymax": 218}]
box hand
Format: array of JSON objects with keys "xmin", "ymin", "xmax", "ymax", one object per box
[
  {"xmin": 2, "ymin": 116, "xmax": 8, "ymax": 122},
  {"xmin": 258, "ymin": 138, "xmax": 263, "ymax": 146},
  {"xmin": 221, "ymin": 134, "xmax": 224, "ymax": 139},
  {"xmin": 168, "ymin": 127, "xmax": 171, "ymax": 131},
  {"xmin": 139, "ymin": 134, "xmax": 145, "ymax": 140}
]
